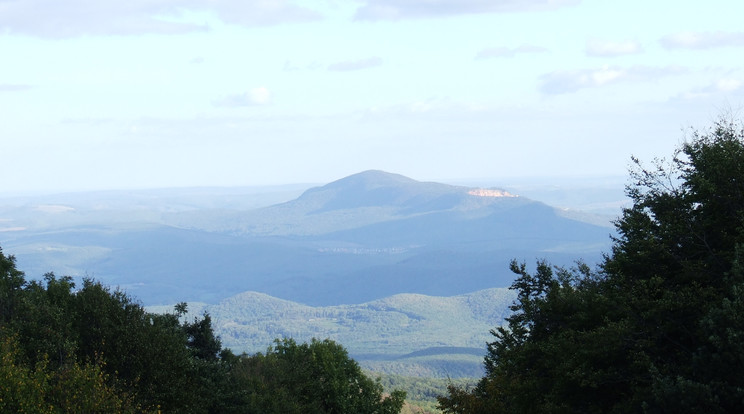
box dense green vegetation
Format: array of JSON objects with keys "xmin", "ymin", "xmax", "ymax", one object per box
[
  {"xmin": 7, "ymin": 117, "xmax": 740, "ymax": 412},
  {"xmin": 438, "ymin": 118, "xmax": 744, "ymax": 413},
  {"xmin": 148, "ymin": 288, "xmax": 515, "ymax": 375},
  {"xmin": 378, "ymin": 374, "xmax": 478, "ymax": 413},
  {"xmin": 0, "ymin": 251, "xmax": 405, "ymax": 413},
  {"xmin": 362, "ymin": 352, "xmax": 485, "ymax": 378}
]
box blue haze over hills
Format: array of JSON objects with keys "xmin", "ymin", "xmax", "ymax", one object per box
[
  {"xmin": 1, "ymin": 170, "xmax": 623, "ymax": 376},
  {"xmin": 1, "ymin": 170, "xmax": 616, "ymax": 306}
]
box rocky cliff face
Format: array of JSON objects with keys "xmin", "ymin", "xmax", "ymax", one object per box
[{"xmin": 467, "ymin": 188, "xmax": 517, "ymax": 198}]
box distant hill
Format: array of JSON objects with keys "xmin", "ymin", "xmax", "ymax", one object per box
[
  {"xmin": 294, "ymin": 170, "xmax": 484, "ymax": 214},
  {"xmin": 150, "ymin": 286, "xmax": 517, "ymax": 378},
  {"xmin": 181, "ymin": 170, "xmax": 535, "ymax": 236},
  {"xmin": 1, "ymin": 170, "xmax": 615, "ymax": 306}
]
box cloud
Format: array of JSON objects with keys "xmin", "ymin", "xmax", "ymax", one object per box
[
  {"xmin": 660, "ymin": 31, "xmax": 744, "ymax": 50},
  {"xmin": 540, "ymin": 65, "xmax": 686, "ymax": 94},
  {"xmin": 60, "ymin": 117, "xmax": 114, "ymax": 125},
  {"xmin": 354, "ymin": 0, "xmax": 579, "ymax": 20},
  {"xmin": 0, "ymin": 84, "xmax": 32, "ymax": 92},
  {"xmin": 475, "ymin": 44, "xmax": 548, "ymax": 59},
  {"xmin": 673, "ymin": 78, "xmax": 743, "ymax": 102},
  {"xmin": 283, "ymin": 60, "xmax": 324, "ymax": 71},
  {"xmin": 214, "ymin": 87, "xmax": 271, "ymax": 107},
  {"xmin": 585, "ymin": 39, "xmax": 642, "ymax": 57},
  {"xmin": 328, "ymin": 57, "xmax": 383, "ymax": 72},
  {"xmin": 209, "ymin": 1, "xmax": 320, "ymax": 27},
  {"xmin": 714, "ymin": 78, "xmax": 743, "ymax": 92},
  {"xmin": 0, "ymin": 0, "xmax": 320, "ymax": 38}
]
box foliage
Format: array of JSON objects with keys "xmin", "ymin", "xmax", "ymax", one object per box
[
  {"xmin": 439, "ymin": 117, "xmax": 744, "ymax": 413},
  {"xmin": 158, "ymin": 288, "xmax": 516, "ymax": 372},
  {"xmin": 0, "ymin": 246, "xmax": 406, "ymax": 413},
  {"xmin": 0, "ymin": 251, "xmax": 25, "ymax": 326},
  {"xmin": 377, "ymin": 374, "xmax": 478, "ymax": 413},
  {"xmin": 361, "ymin": 353, "xmax": 485, "ymax": 379},
  {"xmin": 236, "ymin": 338, "xmax": 406, "ymax": 414},
  {"xmin": 0, "ymin": 332, "xmax": 144, "ymax": 413}
]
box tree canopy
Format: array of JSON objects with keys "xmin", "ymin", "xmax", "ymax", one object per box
[
  {"xmin": 439, "ymin": 117, "xmax": 744, "ymax": 413},
  {"xmin": 237, "ymin": 338, "xmax": 405, "ymax": 414},
  {"xmin": 0, "ymin": 248, "xmax": 405, "ymax": 413}
]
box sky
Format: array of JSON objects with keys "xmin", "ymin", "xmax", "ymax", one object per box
[{"xmin": 1, "ymin": 0, "xmax": 743, "ymax": 194}]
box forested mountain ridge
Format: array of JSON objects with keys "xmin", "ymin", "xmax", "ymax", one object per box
[
  {"xmin": 169, "ymin": 169, "xmax": 594, "ymax": 237},
  {"xmin": 1, "ymin": 170, "xmax": 614, "ymax": 306},
  {"xmin": 150, "ymin": 287, "xmax": 517, "ymax": 377}
]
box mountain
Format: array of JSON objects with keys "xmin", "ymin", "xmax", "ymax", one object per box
[
  {"xmin": 150, "ymin": 286, "xmax": 517, "ymax": 377},
  {"xmin": 186, "ymin": 170, "xmax": 526, "ymax": 236},
  {"xmin": 294, "ymin": 170, "xmax": 479, "ymax": 213},
  {"xmin": 1, "ymin": 171, "xmax": 615, "ymax": 306}
]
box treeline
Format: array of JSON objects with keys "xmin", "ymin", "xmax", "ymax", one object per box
[
  {"xmin": 438, "ymin": 118, "xmax": 744, "ymax": 412},
  {"xmin": 0, "ymin": 253, "xmax": 405, "ymax": 413},
  {"xmin": 379, "ymin": 375, "xmax": 477, "ymax": 413}
]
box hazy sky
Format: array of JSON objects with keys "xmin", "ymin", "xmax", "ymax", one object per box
[{"xmin": 2, "ymin": 0, "xmax": 743, "ymax": 194}]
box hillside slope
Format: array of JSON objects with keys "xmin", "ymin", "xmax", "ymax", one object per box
[
  {"xmin": 2, "ymin": 171, "xmax": 614, "ymax": 305},
  {"xmin": 151, "ymin": 286, "xmax": 517, "ymax": 377}
]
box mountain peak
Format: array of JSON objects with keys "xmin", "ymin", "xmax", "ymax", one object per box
[
  {"xmin": 324, "ymin": 170, "xmax": 419, "ymax": 190},
  {"xmin": 296, "ymin": 170, "xmax": 463, "ymax": 211}
]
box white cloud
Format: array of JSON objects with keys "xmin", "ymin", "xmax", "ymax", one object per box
[
  {"xmin": 660, "ymin": 31, "xmax": 744, "ymax": 50},
  {"xmin": 60, "ymin": 117, "xmax": 113, "ymax": 125},
  {"xmin": 353, "ymin": 0, "xmax": 579, "ymax": 20},
  {"xmin": 328, "ymin": 57, "xmax": 383, "ymax": 72},
  {"xmin": 214, "ymin": 87, "xmax": 272, "ymax": 107},
  {"xmin": 715, "ymin": 78, "xmax": 743, "ymax": 92},
  {"xmin": 0, "ymin": 84, "xmax": 33, "ymax": 92},
  {"xmin": 673, "ymin": 78, "xmax": 743, "ymax": 101},
  {"xmin": 209, "ymin": 1, "xmax": 320, "ymax": 27},
  {"xmin": 249, "ymin": 87, "xmax": 271, "ymax": 104},
  {"xmin": 0, "ymin": 0, "xmax": 320, "ymax": 38},
  {"xmin": 475, "ymin": 44, "xmax": 548, "ymax": 59},
  {"xmin": 585, "ymin": 39, "xmax": 642, "ymax": 57},
  {"xmin": 540, "ymin": 65, "xmax": 686, "ymax": 94},
  {"xmin": 358, "ymin": 97, "xmax": 494, "ymax": 121}
]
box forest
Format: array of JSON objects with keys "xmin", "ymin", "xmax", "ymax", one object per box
[
  {"xmin": 0, "ymin": 255, "xmax": 405, "ymax": 413},
  {"xmin": 2, "ymin": 118, "xmax": 744, "ymax": 413},
  {"xmin": 439, "ymin": 118, "xmax": 744, "ymax": 412}
]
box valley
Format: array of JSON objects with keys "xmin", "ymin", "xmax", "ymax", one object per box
[
  {"xmin": 0, "ymin": 170, "xmax": 621, "ymax": 379},
  {"xmin": 149, "ymin": 286, "xmax": 517, "ymax": 377},
  {"xmin": 0, "ymin": 170, "xmax": 618, "ymax": 306}
]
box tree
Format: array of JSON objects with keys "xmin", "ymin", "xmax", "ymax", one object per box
[
  {"xmin": 2, "ymin": 245, "xmax": 405, "ymax": 413},
  {"xmin": 183, "ymin": 311, "xmax": 223, "ymax": 361},
  {"xmin": 237, "ymin": 338, "xmax": 406, "ymax": 414},
  {"xmin": 0, "ymin": 250, "xmax": 230, "ymax": 413},
  {"xmin": 605, "ymin": 118, "xmax": 744, "ymax": 411},
  {"xmin": 0, "ymin": 247, "xmax": 26, "ymax": 326},
  {"xmin": 439, "ymin": 117, "xmax": 744, "ymax": 413},
  {"xmin": 1, "ymin": 307, "xmax": 144, "ymax": 414}
]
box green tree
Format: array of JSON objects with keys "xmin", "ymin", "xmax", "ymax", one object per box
[
  {"xmin": 11, "ymin": 273, "xmax": 78, "ymax": 367},
  {"xmin": 0, "ymin": 333, "xmax": 51, "ymax": 413},
  {"xmin": 183, "ymin": 311, "xmax": 223, "ymax": 361},
  {"xmin": 605, "ymin": 117, "xmax": 744, "ymax": 411},
  {"xmin": 439, "ymin": 117, "xmax": 744, "ymax": 413},
  {"xmin": 0, "ymin": 249, "xmax": 232, "ymax": 413},
  {"xmin": 1, "ymin": 331, "xmax": 145, "ymax": 413},
  {"xmin": 237, "ymin": 338, "xmax": 406, "ymax": 414},
  {"xmin": 1, "ymin": 233, "xmax": 409, "ymax": 413},
  {"xmin": 0, "ymin": 247, "xmax": 26, "ymax": 326}
]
